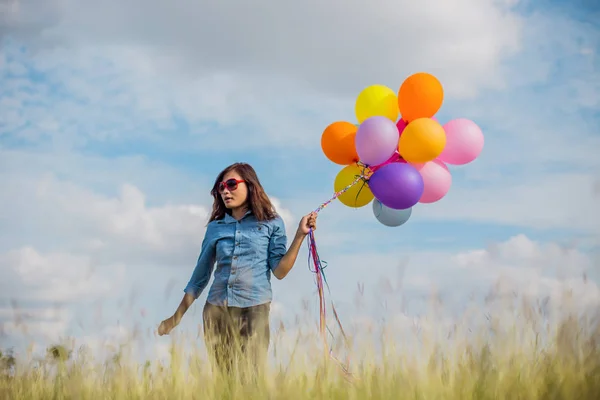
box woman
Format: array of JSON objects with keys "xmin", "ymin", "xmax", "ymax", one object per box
[{"xmin": 157, "ymin": 162, "xmax": 317, "ymax": 374}]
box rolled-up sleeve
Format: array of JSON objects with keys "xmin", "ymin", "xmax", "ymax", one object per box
[
  {"xmin": 184, "ymin": 225, "xmax": 217, "ymax": 299},
  {"xmin": 268, "ymin": 216, "xmax": 288, "ymax": 272}
]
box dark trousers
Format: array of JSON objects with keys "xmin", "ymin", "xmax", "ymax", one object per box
[{"xmin": 202, "ymin": 301, "xmax": 271, "ymax": 376}]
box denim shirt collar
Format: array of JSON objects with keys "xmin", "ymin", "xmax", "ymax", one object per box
[{"xmin": 218, "ymin": 209, "xmax": 253, "ymax": 224}]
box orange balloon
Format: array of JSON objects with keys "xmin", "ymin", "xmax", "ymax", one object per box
[
  {"xmin": 398, "ymin": 118, "xmax": 446, "ymax": 163},
  {"xmin": 397, "ymin": 73, "xmax": 444, "ymax": 123},
  {"xmin": 321, "ymin": 121, "xmax": 359, "ymax": 165}
]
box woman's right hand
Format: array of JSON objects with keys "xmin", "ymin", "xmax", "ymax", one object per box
[{"xmin": 158, "ymin": 316, "xmax": 177, "ymax": 336}]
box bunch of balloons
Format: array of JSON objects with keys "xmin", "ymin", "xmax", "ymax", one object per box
[{"xmin": 320, "ymin": 72, "xmax": 484, "ymax": 227}]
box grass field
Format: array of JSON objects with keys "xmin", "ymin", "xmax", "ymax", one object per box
[{"xmin": 1, "ymin": 292, "xmax": 599, "ymax": 399}]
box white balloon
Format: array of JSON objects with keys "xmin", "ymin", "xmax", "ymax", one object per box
[{"xmin": 372, "ymin": 199, "xmax": 412, "ymax": 227}]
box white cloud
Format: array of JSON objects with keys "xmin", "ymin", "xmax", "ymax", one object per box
[
  {"xmin": 450, "ymin": 234, "xmax": 598, "ymax": 305},
  {"xmin": 0, "ymin": 245, "xmax": 125, "ymax": 346},
  {"xmin": 0, "ymin": 305, "xmax": 70, "ymax": 344},
  {"xmin": 0, "ymin": 173, "xmax": 206, "ymax": 265},
  {"xmin": 0, "ymin": 0, "xmax": 534, "ymax": 156},
  {"xmin": 414, "ymin": 172, "xmax": 600, "ymax": 234},
  {"xmin": 0, "ymin": 148, "xmax": 212, "ymax": 207},
  {"xmin": 0, "ymin": 169, "xmax": 295, "ymax": 265},
  {"xmin": 270, "ymin": 197, "xmax": 297, "ymax": 240},
  {"xmin": 4, "ymin": 0, "xmax": 523, "ymax": 99},
  {"xmin": 268, "ymin": 233, "xmax": 599, "ymax": 336},
  {"xmin": 0, "ymin": 247, "xmax": 118, "ymax": 303}
]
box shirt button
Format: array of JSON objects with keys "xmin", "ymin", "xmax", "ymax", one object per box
[
  {"xmin": 228, "ymin": 283, "xmax": 233, "ymax": 288},
  {"xmin": 231, "ymin": 270, "xmax": 236, "ymax": 275},
  {"xmin": 233, "ymin": 256, "xmax": 238, "ymax": 260}
]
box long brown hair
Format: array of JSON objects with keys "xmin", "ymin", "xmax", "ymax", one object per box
[{"xmin": 208, "ymin": 162, "xmax": 277, "ymax": 223}]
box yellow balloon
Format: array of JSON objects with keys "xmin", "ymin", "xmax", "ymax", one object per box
[
  {"xmin": 334, "ymin": 163, "xmax": 374, "ymax": 208},
  {"xmin": 355, "ymin": 84, "xmax": 399, "ymax": 124},
  {"xmin": 398, "ymin": 118, "xmax": 446, "ymax": 163}
]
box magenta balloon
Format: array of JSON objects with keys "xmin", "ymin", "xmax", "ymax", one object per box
[
  {"xmin": 396, "ymin": 119, "xmax": 408, "ymax": 135},
  {"xmin": 355, "ymin": 116, "xmax": 400, "ymax": 166},
  {"xmin": 438, "ymin": 118, "xmax": 484, "ymax": 165},
  {"xmin": 368, "ymin": 162, "xmax": 424, "ymax": 209}
]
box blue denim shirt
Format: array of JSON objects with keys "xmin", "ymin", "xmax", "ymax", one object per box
[{"xmin": 184, "ymin": 211, "xmax": 288, "ymax": 308}]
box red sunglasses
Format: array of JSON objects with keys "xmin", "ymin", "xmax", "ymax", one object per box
[{"xmin": 218, "ymin": 178, "xmax": 245, "ymax": 192}]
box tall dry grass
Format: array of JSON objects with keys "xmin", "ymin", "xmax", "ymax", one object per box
[{"xmin": 1, "ymin": 282, "xmax": 599, "ymax": 399}]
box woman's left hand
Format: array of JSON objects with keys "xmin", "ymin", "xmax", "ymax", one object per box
[{"xmin": 297, "ymin": 212, "xmax": 318, "ymax": 237}]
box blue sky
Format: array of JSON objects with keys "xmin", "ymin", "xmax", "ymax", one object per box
[{"xmin": 1, "ymin": 0, "xmax": 599, "ymax": 363}]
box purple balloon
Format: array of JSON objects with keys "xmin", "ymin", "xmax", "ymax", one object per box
[
  {"xmin": 368, "ymin": 162, "xmax": 424, "ymax": 209},
  {"xmin": 355, "ymin": 116, "xmax": 399, "ymax": 166}
]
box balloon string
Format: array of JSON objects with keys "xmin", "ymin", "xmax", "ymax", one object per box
[
  {"xmin": 312, "ymin": 173, "xmax": 367, "ymax": 214},
  {"xmin": 307, "ymin": 228, "xmax": 353, "ymax": 380},
  {"xmin": 306, "ymin": 173, "xmax": 366, "ymax": 381}
]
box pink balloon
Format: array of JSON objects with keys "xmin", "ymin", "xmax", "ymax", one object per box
[
  {"xmin": 438, "ymin": 118, "xmax": 484, "ymax": 165},
  {"xmin": 412, "ymin": 159, "xmax": 452, "ymax": 203},
  {"xmin": 397, "ymin": 116, "xmax": 438, "ymax": 136}
]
